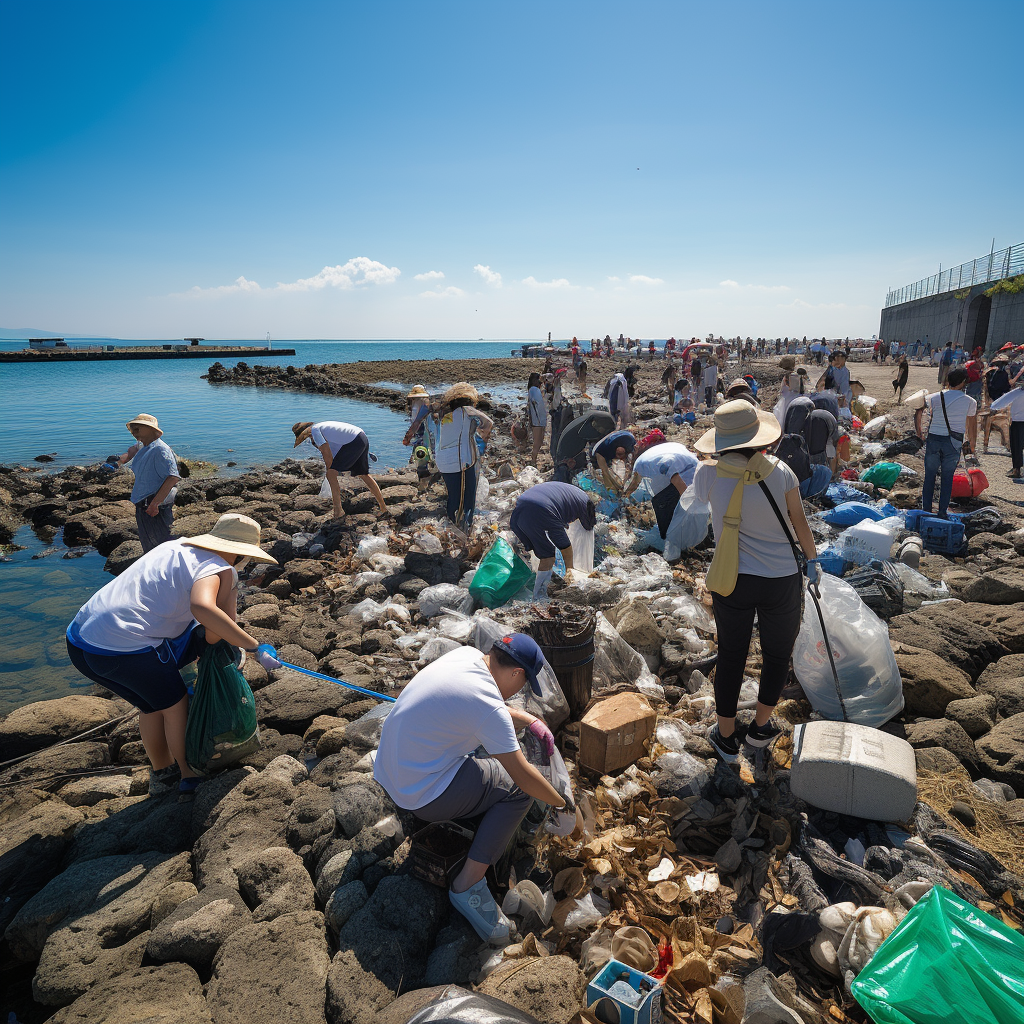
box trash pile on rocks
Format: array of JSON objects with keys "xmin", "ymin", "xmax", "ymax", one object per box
[{"xmin": 3, "ymin": 355, "xmax": 1024, "ymax": 1024}]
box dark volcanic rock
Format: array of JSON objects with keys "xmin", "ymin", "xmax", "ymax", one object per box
[
  {"xmin": 0, "ymin": 694, "xmax": 121, "ymax": 759},
  {"xmin": 976, "ymin": 654, "xmax": 1024, "ymax": 718}
]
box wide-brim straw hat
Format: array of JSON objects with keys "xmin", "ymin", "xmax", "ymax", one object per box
[
  {"xmin": 406, "ymin": 385, "xmax": 428, "ymax": 400},
  {"xmin": 778, "ymin": 355, "xmax": 797, "ymax": 371},
  {"xmin": 184, "ymin": 513, "xmax": 278, "ymax": 564},
  {"xmin": 694, "ymin": 399, "xmax": 782, "ymax": 454},
  {"xmin": 444, "ymin": 382, "xmax": 478, "ymax": 405},
  {"xmin": 905, "ymin": 389, "xmax": 929, "ymax": 410},
  {"xmin": 291, "ymin": 421, "xmax": 314, "ymax": 448},
  {"xmin": 126, "ymin": 413, "xmax": 163, "ymax": 437}
]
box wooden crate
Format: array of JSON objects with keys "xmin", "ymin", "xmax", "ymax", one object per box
[{"xmin": 578, "ymin": 692, "xmax": 656, "ymax": 774}]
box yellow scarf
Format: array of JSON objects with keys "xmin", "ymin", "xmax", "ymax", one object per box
[{"xmin": 705, "ymin": 452, "xmax": 777, "ymax": 597}]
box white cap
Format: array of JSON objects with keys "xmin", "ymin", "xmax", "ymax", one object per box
[{"xmin": 905, "ymin": 389, "xmax": 929, "ymax": 411}]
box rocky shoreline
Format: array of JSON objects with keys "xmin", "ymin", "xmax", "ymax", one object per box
[{"xmin": 2, "ymin": 357, "xmax": 1024, "ymax": 1023}]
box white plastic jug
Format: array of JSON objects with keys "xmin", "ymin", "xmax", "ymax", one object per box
[{"xmin": 836, "ymin": 521, "xmax": 894, "ymax": 566}]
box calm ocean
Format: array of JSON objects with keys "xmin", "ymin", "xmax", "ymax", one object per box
[{"xmin": 0, "ymin": 339, "xmax": 533, "ymax": 713}]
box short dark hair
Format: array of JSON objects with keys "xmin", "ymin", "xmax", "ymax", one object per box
[
  {"xmin": 449, "ymin": 396, "xmax": 474, "ymax": 409},
  {"xmin": 947, "ymin": 368, "xmax": 968, "ymax": 388},
  {"xmin": 489, "ymin": 646, "xmax": 522, "ymax": 672}
]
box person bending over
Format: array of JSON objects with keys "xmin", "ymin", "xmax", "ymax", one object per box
[
  {"xmin": 592, "ymin": 428, "xmax": 637, "ymax": 494},
  {"xmin": 292, "ymin": 420, "xmax": 389, "ymax": 518},
  {"xmin": 623, "ymin": 433, "xmax": 699, "ymax": 538}
]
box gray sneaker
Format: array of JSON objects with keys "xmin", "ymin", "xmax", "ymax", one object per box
[
  {"xmin": 148, "ymin": 764, "xmax": 181, "ymax": 797},
  {"xmin": 449, "ymin": 879, "xmax": 512, "ymax": 946}
]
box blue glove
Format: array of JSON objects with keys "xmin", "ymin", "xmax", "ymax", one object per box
[
  {"xmin": 256, "ymin": 643, "xmax": 282, "ymax": 671},
  {"xmin": 804, "ymin": 559, "xmax": 821, "ymax": 585},
  {"xmin": 101, "ymin": 460, "xmax": 118, "ymax": 472}
]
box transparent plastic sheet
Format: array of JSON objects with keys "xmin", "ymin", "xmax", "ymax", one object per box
[
  {"xmin": 654, "ymin": 717, "xmax": 693, "ymax": 753},
  {"xmin": 593, "ymin": 613, "xmax": 664, "ymax": 701},
  {"xmin": 419, "ymin": 583, "xmax": 475, "ymax": 618},
  {"xmin": 851, "ymin": 886, "xmax": 1024, "ymax": 1024},
  {"xmin": 419, "ymin": 637, "xmax": 463, "ymax": 664},
  {"xmin": 567, "ymin": 521, "xmax": 596, "ymax": 573},
  {"xmin": 400, "ymin": 985, "xmax": 546, "ymax": 1024},
  {"xmin": 368, "ymin": 552, "xmax": 406, "ymax": 574},
  {"xmin": 663, "ymin": 488, "xmax": 711, "ymax": 562},
  {"xmin": 435, "ymin": 611, "xmax": 476, "ymax": 642},
  {"xmin": 354, "ymin": 534, "xmax": 391, "ymax": 561},
  {"xmin": 649, "ymin": 593, "xmax": 716, "ymax": 634},
  {"xmin": 348, "ymin": 598, "xmax": 386, "ymax": 626},
  {"xmin": 889, "ymin": 563, "xmax": 949, "ymax": 610},
  {"xmin": 410, "ymin": 531, "xmax": 443, "ymax": 554},
  {"xmin": 475, "ymin": 472, "xmax": 490, "ymax": 507},
  {"xmin": 345, "ymin": 702, "xmax": 392, "ymax": 749},
  {"xmin": 793, "ymin": 575, "xmax": 905, "ymax": 727},
  {"xmin": 651, "ymin": 751, "xmax": 711, "ymax": 798}
]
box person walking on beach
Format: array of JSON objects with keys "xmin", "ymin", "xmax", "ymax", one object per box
[
  {"xmin": 292, "ymin": 421, "xmax": 390, "ymax": 519},
  {"xmin": 892, "ymin": 353, "xmax": 910, "ymax": 403},
  {"xmin": 65, "ymin": 513, "xmax": 281, "ymax": 796},
  {"xmin": 527, "ymin": 372, "xmax": 547, "ymax": 465},
  {"xmin": 510, "ymin": 481, "xmax": 597, "ymax": 601},
  {"xmin": 605, "ymin": 370, "xmax": 631, "ymax": 429},
  {"xmin": 691, "ymin": 402, "xmax": 818, "ymax": 762},
  {"xmin": 702, "ymin": 358, "xmax": 719, "ymax": 411},
  {"xmin": 662, "ymin": 360, "xmax": 678, "ymax": 407},
  {"xmin": 402, "ymin": 385, "xmax": 434, "ymax": 493},
  {"xmin": 914, "ymin": 368, "xmax": 978, "ymax": 517},
  {"xmin": 576, "ymin": 358, "xmax": 589, "ymax": 398},
  {"xmin": 623, "ymin": 432, "xmax": 699, "ymax": 538},
  {"xmin": 938, "ymin": 342, "xmax": 954, "ymax": 386},
  {"xmin": 112, "ymin": 413, "xmax": 180, "ymax": 553},
  {"xmin": 373, "ymin": 636, "xmax": 569, "ymax": 944},
  {"xmin": 435, "ymin": 383, "xmax": 493, "ymax": 532}
]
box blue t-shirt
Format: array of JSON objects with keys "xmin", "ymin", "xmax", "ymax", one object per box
[
  {"xmin": 594, "ymin": 430, "xmax": 636, "ymax": 462},
  {"xmin": 514, "ymin": 482, "xmax": 592, "ymax": 549},
  {"xmin": 128, "ymin": 438, "xmax": 179, "ymax": 504}
]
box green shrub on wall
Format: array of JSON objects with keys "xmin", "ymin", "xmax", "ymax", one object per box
[{"xmin": 985, "ymin": 275, "xmax": 1024, "ymax": 297}]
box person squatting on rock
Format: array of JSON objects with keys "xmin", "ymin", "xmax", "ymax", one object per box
[
  {"xmin": 509, "ymin": 481, "xmax": 597, "ymax": 601},
  {"xmin": 291, "ymin": 420, "xmax": 390, "ymax": 519},
  {"xmin": 692, "ymin": 401, "xmax": 818, "ymax": 763},
  {"xmin": 65, "ymin": 513, "xmax": 281, "ymax": 796},
  {"xmin": 591, "ymin": 428, "xmax": 637, "ymax": 494},
  {"xmin": 372, "ymin": 636, "xmax": 571, "ymax": 945},
  {"xmin": 912, "ymin": 368, "xmax": 978, "ymax": 517},
  {"xmin": 622, "ymin": 431, "xmax": 699, "ymax": 539},
  {"xmin": 108, "ymin": 413, "xmax": 180, "ymax": 552},
  {"xmin": 434, "ymin": 383, "xmax": 493, "ymax": 532}
]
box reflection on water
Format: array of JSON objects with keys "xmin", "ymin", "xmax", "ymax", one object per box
[{"xmin": 0, "ymin": 527, "xmax": 110, "ymax": 715}]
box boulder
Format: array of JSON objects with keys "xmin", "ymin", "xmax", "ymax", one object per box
[
  {"xmin": 237, "ymin": 726, "xmax": 304, "ymax": 770},
  {"xmin": 959, "ymin": 603, "xmax": 1024, "ymax": 654},
  {"xmin": 477, "ymin": 955, "xmax": 587, "ymax": 1024},
  {"xmin": 6, "ymin": 851, "xmax": 192, "ymax": 1006},
  {"xmin": 286, "ymin": 559, "xmax": 328, "ymax": 589},
  {"xmin": 906, "ymin": 719, "xmax": 979, "ymax": 771},
  {"xmin": 64, "ymin": 788, "xmax": 194, "ymax": 862},
  {"xmin": 0, "ymin": 740, "xmax": 110, "ymax": 787},
  {"xmin": 333, "ymin": 777, "xmax": 392, "ymax": 838},
  {"xmin": 104, "ymin": 539, "xmax": 143, "ymax": 575},
  {"xmin": 961, "ymin": 569, "xmax": 1024, "ymax": 605},
  {"xmin": 0, "ymin": 694, "xmax": 121, "ymax": 759},
  {"xmin": 95, "ymin": 519, "xmax": 139, "ymax": 557},
  {"xmin": 976, "ymin": 713, "xmax": 1024, "ymax": 796},
  {"xmin": 255, "ymin": 669, "xmax": 354, "ymax": 733},
  {"xmin": 325, "ymin": 880, "xmax": 369, "ymax": 937},
  {"xmin": 915, "ymin": 746, "xmax": 966, "ymax": 776},
  {"xmin": 56, "ymin": 771, "xmax": 140, "ymax": 806},
  {"xmin": 237, "ymin": 846, "xmax": 316, "ymax": 921},
  {"xmin": 45, "ymin": 963, "xmax": 214, "ymax": 1024},
  {"xmin": 945, "ymin": 694, "xmax": 999, "ymax": 738},
  {"xmin": 147, "ymin": 884, "xmax": 252, "ymax": 970},
  {"xmin": 240, "ymin": 602, "xmax": 281, "ymax": 629},
  {"xmin": 192, "ymin": 755, "xmax": 308, "ymax": 888},
  {"xmin": 892, "ymin": 644, "xmax": 975, "ymax": 718},
  {"xmin": 286, "ymin": 781, "xmax": 336, "ymax": 849},
  {"xmin": 888, "ymin": 606, "xmax": 1006, "ymax": 681},
  {"xmin": 150, "ymin": 880, "xmax": 200, "ymax": 928},
  {"xmin": 0, "ymin": 799, "xmax": 84, "ymax": 934},
  {"xmin": 976, "ymin": 655, "xmax": 1024, "ymax": 718},
  {"xmin": 206, "ymin": 910, "xmax": 330, "ymax": 1024}
]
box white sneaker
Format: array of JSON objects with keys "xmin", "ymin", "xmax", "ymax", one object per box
[{"xmin": 449, "ymin": 879, "xmax": 512, "ymax": 945}]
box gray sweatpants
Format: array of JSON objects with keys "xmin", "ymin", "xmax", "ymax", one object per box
[{"xmin": 415, "ymin": 756, "xmax": 532, "ymax": 866}]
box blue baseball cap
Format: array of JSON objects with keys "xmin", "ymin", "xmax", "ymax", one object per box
[{"xmin": 492, "ymin": 633, "xmax": 545, "ymax": 695}]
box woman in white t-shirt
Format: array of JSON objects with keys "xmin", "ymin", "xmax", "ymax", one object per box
[
  {"xmin": 65, "ymin": 514, "xmax": 281, "ymax": 795},
  {"xmin": 291, "ymin": 420, "xmax": 390, "ymax": 519},
  {"xmin": 527, "ymin": 372, "xmax": 546, "ymax": 465},
  {"xmin": 913, "ymin": 368, "xmax": 978, "ymax": 516},
  {"xmin": 434, "ymin": 383, "xmax": 493, "ymax": 531},
  {"xmin": 691, "ymin": 401, "xmax": 817, "ymax": 764}
]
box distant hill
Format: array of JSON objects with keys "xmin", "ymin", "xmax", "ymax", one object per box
[{"xmin": 0, "ymin": 327, "xmax": 66, "ymax": 339}]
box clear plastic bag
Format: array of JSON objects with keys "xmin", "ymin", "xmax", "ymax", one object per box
[
  {"xmin": 593, "ymin": 613, "xmax": 663, "ymax": 698},
  {"xmin": 435, "ymin": 611, "xmax": 475, "ymax": 642},
  {"xmin": 651, "ymin": 751, "xmax": 710, "ymax": 798},
  {"xmin": 793, "ymin": 575, "xmax": 905, "ymax": 727},
  {"xmin": 419, "ymin": 637, "xmax": 462, "ymax": 664},
  {"xmin": 889, "ymin": 563, "xmax": 950, "ymax": 610},
  {"xmin": 568, "ymin": 521, "xmax": 596, "ymax": 573},
  {"xmin": 355, "ymin": 535, "xmax": 390, "ymax": 561},
  {"xmin": 419, "ymin": 583, "xmax": 475, "ymax": 618},
  {"xmin": 655, "ymin": 717, "xmax": 692, "ymax": 753},
  {"xmin": 345, "ymin": 702, "xmax": 392, "ymax": 749},
  {"xmin": 663, "ymin": 489, "xmax": 711, "ymax": 562},
  {"xmin": 348, "ymin": 598, "xmax": 385, "ymax": 626}
]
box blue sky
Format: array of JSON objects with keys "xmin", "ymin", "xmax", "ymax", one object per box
[{"xmin": 2, "ymin": 0, "xmax": 1022, "ymax": 340}]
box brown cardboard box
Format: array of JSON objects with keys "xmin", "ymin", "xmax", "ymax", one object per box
[{"xmin": 578, "ymin": 692, "xmax": 656, "ymax": 774}]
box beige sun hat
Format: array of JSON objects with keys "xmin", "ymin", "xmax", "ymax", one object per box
[
  {"xmin": 905, "ymin": 388, "xmax": 929, "ymax": 411},
  {"xmin": 694, "ymin": 399, "xmax": 782, "ymax": 455},
  {"xmin": 406, "ymin": 385, "xmax": 429, "ymax": 400},
  {"xmin": 184, "ymin": 513, "xmax": 278, "ymax": 564},
  {"xmin": 778, "ymin": 355, "xmax": 797, "ymax": 371},
  {"xmin": 444, "ymin": 382, "xmax": 478, "ymax": 405},
  {"xmin": 291, "ymin": 421, "xmax": 315, "ymax": 448},
  {"xmin": 126, "ymin": 413, "xmax": 163, "ymax": 437}
]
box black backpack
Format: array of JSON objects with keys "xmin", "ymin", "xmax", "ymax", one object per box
[
  {"xmin": 802, "ymin": 411, "xmax": 834, "ymax": 458},
  {"xmin": 775, "ymin": 433, "xmax": 811, "ymax": 483},
  {"xmin": 989, "ymin": 367, "xmax": 1011, "ymax": 400}
]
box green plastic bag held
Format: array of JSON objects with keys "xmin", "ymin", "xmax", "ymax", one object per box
[
  {"xmin": 852, "ymin": 886, "xmax": 1024, "ymax": 1024},
  {"xmin": 860, "ymin": 461, "xmax": 903, "ymax": 489},
  {"xmin": 185, "ymin": 641, "xmax": 260, "ymax": 772},
  {"xmin": 469, "ymin": 536, "xmax": 535, "ymax": 608}
]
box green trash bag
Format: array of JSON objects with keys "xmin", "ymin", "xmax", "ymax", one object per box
[
  {"xmin": 852, "ymin": 885, "xmax": 1024, "ymax": 1024},
  {"xmin": 860, "ymin": 461, "xmax": 903, "ymax": 489},
  {"xmin": 185, "ymin": 640, "xmax": 261, "ymax": 772},
  {"xmin": 469, "ymin": 536, "xmax": 535, "ymax": 608}
]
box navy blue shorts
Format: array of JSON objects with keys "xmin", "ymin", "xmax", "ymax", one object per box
[
  {"xmin": 331, "ymin": 433, "xmax": 370, "ymax": 476},
  {"xmin": 66, "ymin": 627, "xmax": 207, "ymax": 714},
  {"xmin": 509, "ymin": 505, "xmax": 569, "ymax": 560}
]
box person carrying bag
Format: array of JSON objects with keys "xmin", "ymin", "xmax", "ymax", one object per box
[{"xmin": 692, "ymin": 401, "xmax": 819, "ymax": 763}]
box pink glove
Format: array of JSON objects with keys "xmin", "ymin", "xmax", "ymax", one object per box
[{"xmin": 527, "ymin": 719, "xmax": 555, "ymax": 758}]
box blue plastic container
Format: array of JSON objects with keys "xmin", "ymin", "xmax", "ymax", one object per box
[
  {"xmin": 817, "ymin": 549, "xmax": 848, "ymax": 577},
  {"xmin": 586, "ymin": 959, "xmax": 663, "ymax": 1024},
  {"xmin": 904, "ymin": 512, "xmax": 965, "ymax": 555}
]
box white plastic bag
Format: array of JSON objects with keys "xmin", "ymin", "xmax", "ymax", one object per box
[
  {"xmin": 435, "ymin": 611, "xmax": 475, "ymax": 642},
  {"xmin": 419, "ymin": 583, "xmax": 474, "ymax": 618},
  {"xmin": 663, "ymin": 489, "xmax": 711, "ymax": 562},
  {"xmin": 348, "ymin": 598, "xmax": 385, "ymax": 626},
  {"xmin": 862, "ymin": 415, "xmax": 887, "ymax": 439},
  {"xmin": 568, "ymin": 521, "xmax": 595, "ymax": 573},
  {"xmin": 793, "ymin": 575, "xmax": 905, "ymax": 727},
  {"xmin": 355, "ymin": 535, "xmax": 390, "ymax": 562}
]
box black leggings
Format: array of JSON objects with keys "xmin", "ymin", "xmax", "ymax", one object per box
[
  {"xmin": 1010, "ymin": 421, "xmax": 1024, "ymax": 472},
  {"xmin": 711, "ymin": 572, "xmax": 802, "ymax": 717}
]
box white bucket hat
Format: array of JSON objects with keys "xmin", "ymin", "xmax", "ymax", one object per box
[
  {"xmin": 905, "ymin": 389, "xmax": 929, "ymax": 411},
  {"xmin": 126, "ymin": 413, "xmax": 163, "ymax": 437},
  {"xmin": 184, "ymin": 513, "xmax": 278, "ymax": 564}
]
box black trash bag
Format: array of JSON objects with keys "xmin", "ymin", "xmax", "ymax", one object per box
[
  {"xmin": 843, "ymin": 560, "xmax": 904, "ymax": 619},
  {"xmin": 403, "ymin": 985, "xmax": 542, "ymax": 1024},
  {"xmin": 882, "ymin": 433, "xmax": 924, "ymax": 459},
  {"xmin": 958, "ymin": 506, "xmax": 1004, "ymax": 538}
]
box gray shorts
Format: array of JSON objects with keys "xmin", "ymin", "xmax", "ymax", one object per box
[{"xmin": 136, "ymin": 500, "xmax": 173, "ymax": 553}]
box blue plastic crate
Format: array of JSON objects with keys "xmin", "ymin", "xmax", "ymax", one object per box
[
  {"xmin": 817, "ymin": 551, "xmax": 848, "ymax": 577},
  {"xmin": 586, "ymin": 959, "xmax": 663, "ymax": 1024},
  {"xmin": 905, "ymin": 512, "xmax": 965, "ymax": 555}
]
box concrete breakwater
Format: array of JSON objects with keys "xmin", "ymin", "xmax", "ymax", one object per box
[{"xmin": 1, "ymin": 345, "xmax": 295, "ymax": 363}]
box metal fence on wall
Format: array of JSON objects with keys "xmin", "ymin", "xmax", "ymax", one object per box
[{"xmin": 884, "ymin": 243, "xmax": 1023, "ymax": 308}]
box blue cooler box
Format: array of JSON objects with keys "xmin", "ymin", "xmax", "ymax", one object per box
[
  {"xmin": 903, "ymin": 511, "xmax": 965, "ymax": 554},
  {"xmin": 587, "ymin": 959, "xmax": 663, "ymax": 1024}
]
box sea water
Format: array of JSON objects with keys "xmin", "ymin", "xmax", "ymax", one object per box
[{"xmin": 0, "ymin": 339, "xmax": 531, "ymax": 712}]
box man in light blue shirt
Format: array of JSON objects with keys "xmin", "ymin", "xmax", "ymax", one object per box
[{"xmin": 114, "ymin": 413, "xmax": 180, "ymax": 552}]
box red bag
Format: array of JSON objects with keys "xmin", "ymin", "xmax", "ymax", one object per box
[{"xmin": 951, "ymin": 466, "xmax": 989, "ymax": 498}]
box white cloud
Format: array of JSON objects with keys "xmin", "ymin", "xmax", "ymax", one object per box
[
  {"xmin": 276, "ymin": 257, "xmax": 401, "ymax": 292},
  {"xmin": 187, "ymin": 275, "xmax": 262, "ymax": 295},
  {"xmin": 629, "ymin": 274, "xmax": 664, "ymax": 285},
  {"xmin": 522, "ymin": 276, "xmax": 574, "ymax": 289},
  {"xmin": 718, "ymin": 279, "xmax": 790, "ymax": 292},
  {"xmin": 421, "ymin": 286, "xmax": 465, "ymax": 299},
  {"xmin": 414, "ymin": 270, "xmax": 445, "ymax": 281},
  {"xmin": 474, "ymin": 264, "xmax": 502, "ymax": 287}
]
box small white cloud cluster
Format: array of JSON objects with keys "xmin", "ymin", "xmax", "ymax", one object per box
[
  {"xmin": 522, "ymin": 276, "xmax": 574, "ymax": 289},
  {"xmin": 414, "ymin": 270, "xmax": 445, "ymax": 281},
  {"xmin": 421, "ymin": 286, "xmax": 465, "ymax": 299},
  {"xmin": 278, "ymin": 257, "xmax": 401, "ymax": 292},
  {"xmin": 473, "ymin": 264, "xmax": 502, "ymax": 286}
]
